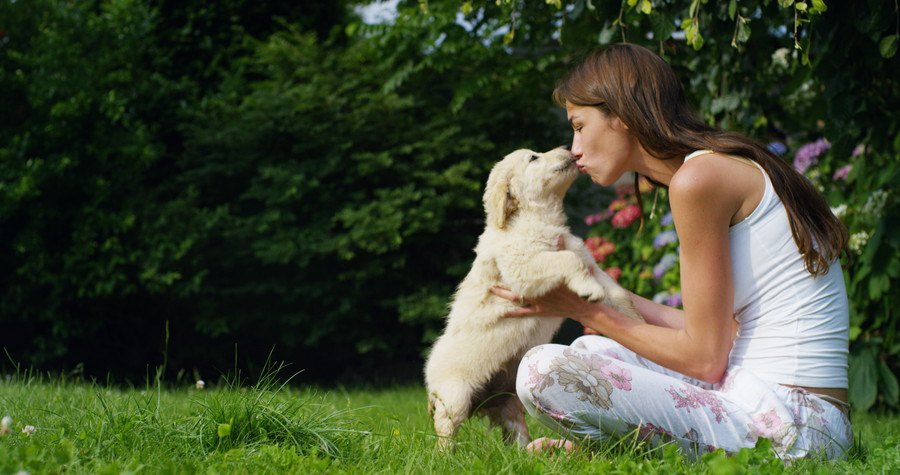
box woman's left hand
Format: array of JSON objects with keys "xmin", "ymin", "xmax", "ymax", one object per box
[{"xmin": 489, "ymin": 284, "xmax": 603, "ymax": 323}]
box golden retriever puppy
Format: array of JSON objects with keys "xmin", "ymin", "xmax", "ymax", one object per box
[{"xmin": 424, "ymin": 147, "xmax": 643, "ymax": 451}]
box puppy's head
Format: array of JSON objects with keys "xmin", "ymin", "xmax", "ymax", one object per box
[{"xmin": 483, "ymin": 147, "xmax": 577, "ymax": 229}]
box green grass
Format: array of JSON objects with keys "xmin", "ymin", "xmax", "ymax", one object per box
[{"xmin": 1, "ymin": 367, "xmax": 898, "ymax": 474}]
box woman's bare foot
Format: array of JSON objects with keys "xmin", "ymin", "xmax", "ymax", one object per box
[{"xmin": 526, "ymin": 437, "xmax": 576, "ymax": 454}]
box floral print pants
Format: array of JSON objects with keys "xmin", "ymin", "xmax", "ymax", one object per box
[{"xmin": 516, "ymin": 335, "xmax": 853, "ymax": 460}]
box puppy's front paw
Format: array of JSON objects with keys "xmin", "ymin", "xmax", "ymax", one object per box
[{"xmin": 569, "ymin": 276, "xmax": 606, "ymax": 303}]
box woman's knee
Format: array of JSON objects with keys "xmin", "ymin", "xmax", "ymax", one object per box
[
  {"xmin": 571, "ymin": 334, "xmax": 622, "ymax": 354},
  {"xmin": 516, "ymin": 343, "xmax": 564, "ymax": 402}
]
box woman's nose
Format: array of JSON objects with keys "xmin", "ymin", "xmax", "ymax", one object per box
[{"xmin": 570, "ymin": 137, "xmax": 582, "ymax": 157}]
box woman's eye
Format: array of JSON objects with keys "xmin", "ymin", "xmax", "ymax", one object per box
[{"xmin": 529, "ymin": 155, "xmax": 539, "ymax": 162}]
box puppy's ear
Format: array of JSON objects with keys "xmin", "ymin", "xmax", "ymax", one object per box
[{"xmin": 483, "ymin": 162, "xmax": 518, "ymax": 229}]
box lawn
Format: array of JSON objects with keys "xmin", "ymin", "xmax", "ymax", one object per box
[{"xmin": 1, "ymin": 367, "xmax": 898, "ymax": 474}]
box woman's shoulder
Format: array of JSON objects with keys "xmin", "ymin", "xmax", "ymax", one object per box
[
  {"xmin": 671, "ymin": 153, "xmax": 737, "ymax": 196},
  {"xmin": 670, "ymin": 153, "xmax": 752, "ymax": 217}
]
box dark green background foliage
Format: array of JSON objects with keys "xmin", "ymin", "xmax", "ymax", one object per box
[{"xmin": 1, "ymin": 0, "xmax": 897, "ymax": 409}]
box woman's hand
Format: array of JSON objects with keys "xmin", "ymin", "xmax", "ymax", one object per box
[
  {"xmin": 490, "ymin": 234, "xmax": 610, "ymax": 324},
  {"xmin": 489, "ymin": 284, "xmax": 604, "ymax": 323}
]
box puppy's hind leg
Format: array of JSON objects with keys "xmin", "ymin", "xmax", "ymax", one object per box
[
  {"xmin": 483, "ymin": 395, "xmax": 531, "ymax": 447},
  {"xmin": 429, "ymin": 384, "xmax": 472, "ymax": 452}
]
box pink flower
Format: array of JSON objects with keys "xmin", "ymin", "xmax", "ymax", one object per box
[
  {"xmin": 832, "ymin": 164, "xmax": 852, "ymax": 181},
  {"xmin": 601, "ymin": 364, "xmax": 633, "ymax": 391},
  {"xmin": 584, "ymin": 237, "xmax": 616, "ymax": 263},
  {"xmin": 750, "ymin": 409, "xmax": 783, "ymax": 438},
  {"xmin": 611, "ymin": 205, "xmax": 641, "ymax": 228},
  {"xmin": 608, "ymin": 198, "xmax": 629, "ymax": 211},
  {"xmin": 584, "ymin": 209, "xmax": 613, "ymax": 225},
  {"xmin": 604, "ymin": 267, "xmax": 622, "ymax": 282}
]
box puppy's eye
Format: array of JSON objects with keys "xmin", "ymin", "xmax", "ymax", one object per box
[{"xmin": 529, "ymin": 155, "xmax": 539, "ymax": 162}]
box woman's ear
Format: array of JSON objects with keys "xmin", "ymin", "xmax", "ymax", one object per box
[{"xmin": 611, "ymin": 115, "xmax": 629, "ymax": 131}]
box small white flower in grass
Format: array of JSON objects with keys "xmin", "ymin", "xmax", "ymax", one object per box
[
  {"xmin": 196, "ymin": 380, "xmax": 205, "ymax": 390},
  {"xmin": 22, "ymin": 425, "xmax": 36, "ymax": 436},
  {"xmin": 1, "ymin": 415, "xmax": 11, "ymax": 435}
]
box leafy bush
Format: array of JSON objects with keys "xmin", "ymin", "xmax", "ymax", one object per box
[{"xmin": 172, "ymin": 11, "xmax": 569, "ymax": 377}]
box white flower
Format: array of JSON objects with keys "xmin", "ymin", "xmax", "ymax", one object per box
[
  {"xmin": 195, "ymin": 380, "xmax": 205, "ymax": 390},
  {"xmin": 831, "ymin": 204, "xmax": 848, "ymax": 219},
  {"xmin": 862, "ymin": 190, "xmax": 889, "ymax": 222},
  {"xmin": 849, "ymin": 231, "xmax": 870, "ymax": 253},
  {"xmin": 22, "ymin": 425, "xmax": 35, "ymax": 436},
  {"xmin": 1, "ymin": 415, "xmax": 11, "ymax": 435},
  {"xmin": 771, "ymin": 47, "xmax": 790, "ymax": 68}
]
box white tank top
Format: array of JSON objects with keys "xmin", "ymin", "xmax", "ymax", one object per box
[{"xmin": 684, "ymin": 150, "xmax": 849, "ymax": 388}]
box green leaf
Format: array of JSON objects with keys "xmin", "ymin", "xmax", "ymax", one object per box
[
  {"xmin": 682, "ymin": 18, "xmax": 704, "ymax": 50},
  {"xmin": 737, "ymin": 17, "xmax": 751, "ymax": 43},
  {"xmin": 217, "ymin": 422, "xmax": 232, "ymax": 438},
  {"xmin": 639, "ymin": 0, "xmax": 652, "ymax": 15},
  {"xmin": 650, "ymin": 12, "xmax": 677, "ymax": 41},
  {"xmin": 880, "ymin": 35, "xmax": 898, "ymax": 59},
  {"xmin": 778, "ymin": 0, "xmax": 794, "ymax": 7},
  {"xmin": 878, "ymin": 360, "xmax": 900, "ymax": 406},
  {"xmin": 795, "ymin": 2, "xmax": 808, "ymax": 12},
  {"xmin": 849, "ymin": 350, "xmax": 878, "ymax": 411},
  {"xmin": 598, "ymin": 22, "xmax": 617, "ymax": 44},
  {"xmin": 868, "ymin": 273, "xmax": 889, "ymax": 300},
  {"xmin": 810, "ymin": 0, "xmax": 828, "ymax": 13},
  {"xmin": 728, "ymin": 0, "xmax": 737, "ymax": 19}
]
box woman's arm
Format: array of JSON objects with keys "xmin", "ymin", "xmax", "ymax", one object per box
[{"xmin": 629, "ymin": 292, "xmax": 685, "ymax": 329}]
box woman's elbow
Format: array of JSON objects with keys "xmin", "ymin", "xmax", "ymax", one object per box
[{"xmin": 696, "ymin": 359, "xmax": 729, "ymax": 384}]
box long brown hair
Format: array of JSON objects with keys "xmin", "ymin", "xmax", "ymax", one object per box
[{"xmin": 554, "ymin": 43, "xmax": 847, "ymax": 275}]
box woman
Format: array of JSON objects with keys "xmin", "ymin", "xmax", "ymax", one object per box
[{"xmin": 491, "ymin": 43, "xmax": 852, "ymax": 460}]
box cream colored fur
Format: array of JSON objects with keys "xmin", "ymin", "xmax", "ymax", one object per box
[{"xmin": 424, "ymin": 147, "xmax": 643, "ymax": 451}]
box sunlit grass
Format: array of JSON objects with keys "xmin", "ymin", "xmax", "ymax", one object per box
[{"xmin": 1, "ymin": 367, "xmax": 898, "ymax": 474}]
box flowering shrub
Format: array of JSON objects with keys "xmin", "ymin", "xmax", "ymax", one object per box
[
  {"xmin": 581, "ymin": 140, "xmax": 899, "ymax": 412},
  {"xmin": 582, "ymin": 178, "xmax": 682, "ymax": 313}
]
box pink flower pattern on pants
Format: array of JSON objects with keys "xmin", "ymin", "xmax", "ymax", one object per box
[
  {"xmin": 665, "ymin": 385, "xmax": 728, "ymax": 423},
  {"xmin": 600, "ymin": 363, "xmax": 633, "ymax": 391},
  {"xmin": 749, "ymin": 409, "xmax": 783, "ymax": 439}
]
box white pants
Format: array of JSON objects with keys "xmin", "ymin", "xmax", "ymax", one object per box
[{"xmin": 516, "ymin": 335, "xmax": 853, "ymax": 460}]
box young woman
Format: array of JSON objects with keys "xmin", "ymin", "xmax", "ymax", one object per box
[{"xmin": 491, "ymin": 43, "xmax": 852, "ymax": 460}]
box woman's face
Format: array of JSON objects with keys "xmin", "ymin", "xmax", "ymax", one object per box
[{"xmin": 566, "ymin": 101, "xmax": 636, "ymax": 186}]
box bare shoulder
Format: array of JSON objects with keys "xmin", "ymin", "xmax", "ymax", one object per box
[
  {"xmin": 672, "ymin": 153, "xmax": 763, "ymax": 225},
  {"xmin": 669, "ymin": 153, "xmax": 761, "ymax": 199},
  {"xmin": 669, "ymin": 154, "xmax": 747, "ymax": 222},
  {"xmin": 671, "ymin": 155, "xmax": 734, "ymax": 200}
]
